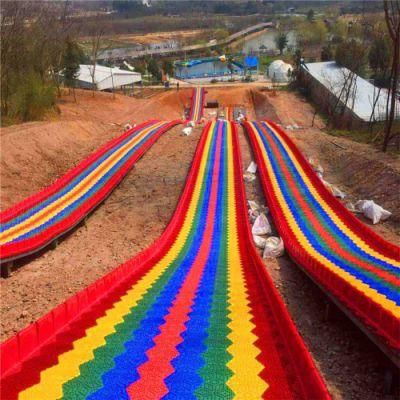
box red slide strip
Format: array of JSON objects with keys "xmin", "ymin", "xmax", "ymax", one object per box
[
  {"xmin": 243, "ymin": 120, "xmax": 400, "ymax": 353},
  {"xmin": 0, "ymin": 120, "xmax": 181, "ymax": 264}
]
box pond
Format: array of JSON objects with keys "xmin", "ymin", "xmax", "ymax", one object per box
[{"xmin": 241, "ymin": 30, "xmax": 297, "ymax": 54}]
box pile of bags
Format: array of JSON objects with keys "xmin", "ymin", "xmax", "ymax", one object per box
[{"xmin": 248, "ymin": 200, "xmax": 284, "ymax": 259}]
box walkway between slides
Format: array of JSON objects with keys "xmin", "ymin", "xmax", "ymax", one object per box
[
  {"xmin": 0, "ymin": 120, "xmax": 180, "ymax": 269},
  {"xmin": 0, "ymin": 120, "xmax": 330, "ymax": 399},
  {"xmin": 244, "ymin": 120, "xmax": 400, "ymax": 358}
]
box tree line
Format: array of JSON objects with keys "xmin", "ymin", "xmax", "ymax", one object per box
[
  {"xmin": 1, "ymin": 1, "xmax": 86, "ymax": 124},
  {"xmin": 275, "ymin": 2, "xmax": 398, "ymax": 151}
]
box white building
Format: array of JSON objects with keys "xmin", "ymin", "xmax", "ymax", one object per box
[
  {"xmin": 268, "ymin": 60, "xmax": 293, "ymax": 83},
  {"xmin": 301, "ymin": 61, "xmax": 399, "ymax": 122},
  {"xmin": 73, "ymin": 64, "xmax": 142, "ymax": 91}
]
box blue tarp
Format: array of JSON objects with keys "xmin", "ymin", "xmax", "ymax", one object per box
[
  {"xmin": 244, "ymin": 56, "xmax": 258, "ymax": 68},
  {"xmin": 175, "ymin": 57, "xmax": 244, "ymax": 69}
]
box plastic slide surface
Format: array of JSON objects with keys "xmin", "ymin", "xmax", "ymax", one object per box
[
  {"xmin": 0, "ymin": 120, "xmax": 329, "ymax": 400},
  {"xmin": 0, "ymin": 120, "xmax": 180, "ymax": 262},
  {"xmin": 188, "ymin": 87, "xmax": 205, "ymax": 122},
  {"xmin": 244, "ymin": 120, "xmax": 400, "ymax": 352},
  {"xmin": 225, "ymin": 106, "xmax": 234, "ymax": 121}
]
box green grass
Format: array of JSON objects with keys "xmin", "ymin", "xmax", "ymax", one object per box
[{"xmin": 327, "ymin": 128, "xmax": 378, "ymax": 144}]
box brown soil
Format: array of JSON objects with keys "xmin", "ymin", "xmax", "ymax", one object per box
[
  {"xmin": 107, "ymin": 29, "xmax": 210, "ymax": 46},
  {"xmin": 0, "ymin": 89, "xmax": 190, "ymax": 210},
  {"xmin": 1, "ymin": 86, "xmax": 398, "ymax": 400},
  {"xmin": 0, "ymin": 121, "xmax": 201, "ymax": 340}
]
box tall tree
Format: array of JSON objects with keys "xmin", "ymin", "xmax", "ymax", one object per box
[
  {"xmin": 147, "ymin": 58, "xmax": 161, "ymax": 82},
  {"xmin": 162, "ymin": 59, "xmax": 174, "ymax": 77},
  {"xmin": 382, "ymin": 0, "xmax": 400, "ymax": 151},
  {"xmin": 335, "ymin": 39, "xmax": 367, "ymax": 74},
  {"xmin": 0, "ymin": 1, "xmax": 74, "ymax": 121},
  {"xmin": 307, "ymin": 9, "xmax": 315, "ymax": 22},
  {"xmin": 88, "ymin": 20, "xmax": 106, "ymax": 96},
  {"xmin": 274, "ymin": 31, "xmax": 288, "ymax": 55},
  {"xmin": 62, "ymin": 38, "xmax": 84, "ymax": 101},
  {"xmin": 369, "ymin": 36, "xmax": 391, "ymax": 75}
]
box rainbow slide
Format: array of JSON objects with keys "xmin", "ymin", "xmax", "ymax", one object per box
[
  {"xmin": 188, "ymin": 87, "xmax": 206, "ymax": 122},
  {"xmin": 225, "ymin": 106, "xmax": 234, "ymax": 121},
  {"xmin": 0, "ymin": 120, "xmax": 330, "ymax": 399},
  {"xmin": 244, "ymin": 120, "xmax": 400, "ymax": 353},
  {"xmin": 0, "ymin": 120, "xmax": 180, "ymax": 264}
]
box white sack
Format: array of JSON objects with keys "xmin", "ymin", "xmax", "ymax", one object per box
[
  {"xmin": 321, "ymin": 179, "xmax": 345, "ymax": 199},
  {"xmin": 253, "ymin": 235, "xmax": 267, "ymax": 249},
  {"xmin": 247, "ymin": 161, "xmax": 257, "ymax": 174},
  {"xmin": 248, "ymin": 200, "xmax": 260, "ymax": 212},
  {"xmin": 355, "ymin": 200, "xmax": 392, "ymax": 224},
  {"xmin": 252, "ymin": 213, "xmax": 271, "ymax": 236},
  {"xmin": 308, "ymin": 157, "xmax": 324, "ymax": 175},
  {"xmin": 263, "ymin": 236, "xmax": 284, "ymax": 259},
  {"xmin": 243, "ymin": 172, "xmax": 256, "ymax": 183},
  {"xmin": 248, "ymin": 209, "xmax": 260, "ymax": 224},
  {"xmin": 182, "ymin": 127, "xmax": 193, "ymax": 136}
]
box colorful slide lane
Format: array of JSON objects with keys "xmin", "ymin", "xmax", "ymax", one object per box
[
  {"xmin": 225, "ymin": 106, "xmax": 234, "ymax": 121},
  {"xmin": 0, "ymin": 120, "xmax": 329, "ymax": 399},
  {"xmin": 244, "ymin": 120, "xmax": 400, "ymax": 353},
  {"xmin": 188, "ymin": 87, "xmax": 205, "ymax": 122},
  {"xmin": 0, "ymin": 120, "xmax": 180, "ymax": 264}
]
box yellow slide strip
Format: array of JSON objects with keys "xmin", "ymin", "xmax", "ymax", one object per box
[
  {"xmin": 225, "ymin": 122, "xmax": 268, "ymax": 399},
  {"xmin": 19, "ymin": 123, "xmax": 215, "ymax": 400},
  {"xmin": 252, "ymin": 122, "xmax": 400, "ymax": 318}
]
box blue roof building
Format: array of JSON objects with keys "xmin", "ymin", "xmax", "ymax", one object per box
[{"xmin": 175, "ymin": 57, "xmax": 244, "ymax": 80}]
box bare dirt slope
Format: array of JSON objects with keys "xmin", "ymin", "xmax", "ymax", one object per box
[
  {"xmin": 0, "ymin": 122, "xmax": 201, "ymax": 340},
  {"xmin": 1, "ymin": 89, "xmax": 190, "ymax": 210}
]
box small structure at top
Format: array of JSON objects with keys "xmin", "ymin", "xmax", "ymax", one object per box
[
  {"xmin": 268, "ymin": 60, "xmax": 293, "ymax": 83},
  {"xmin": 71, "ymin": 64, "xmax": 142, "ymax": 91}
]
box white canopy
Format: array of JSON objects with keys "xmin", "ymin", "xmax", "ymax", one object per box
[
  {"xmin": 303, "ymin": 61, "xmax": 399, "ymax": 122},
  {"xmin": 268, "ymin": 60, "xmax": 293, "ymax": 83},
  {"xmin": 75, "ymin": 64, "xmax": 141, "ymax": 90}
]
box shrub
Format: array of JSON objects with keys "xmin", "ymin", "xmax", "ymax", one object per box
[{"xmin": 10, "ymin": 73, "xmax": 56, "ymax": 121}]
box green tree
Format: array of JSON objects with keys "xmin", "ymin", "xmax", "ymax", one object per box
[
  {"xmin": 11, "ymin": 73, "xmax": 56, "ymax": 122},
  {"xmin": 162, "ymin": 59, "xmax": 174, "ymax": 77},
  {"xmin": 321, "ymin": 45, "xmax": 333, "ymax": 61},
  {"xmin": 330, "ymin": 20, "xmax": 348, "ymax": 43},
  {"xmin": 335, "ymin": 39, "xmax": 367, "ymax": 74},
  {"xmin": 274, "ymin": 31, "xmax": 288, "ymax": 55},
  {"xmin": 214, "ymin": 28, "xmax": 230, "ymax": 42},
  {"xmin": 368, "ymin": 36, "xmax": 390, "ymax": 75},
  {"xmin": 147, "ymin": 58, "xmax": 161, "ymax": 82},
  {"xmin": 307, "ymin": 9, "xmax": 315, "ymax": 23},
  {"xmin": 297, "ymin": 21, "xmax": 328, "ymax": 48},
  {"xmin": 62, "ymin": 39, "xmax": 84, "ymax": 90}
]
